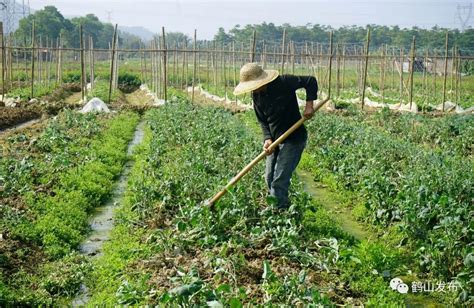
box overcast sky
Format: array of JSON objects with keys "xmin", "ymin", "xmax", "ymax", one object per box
[{"xmin": 29, "ymin": 0, "xmax": 471, "ymax": 39}]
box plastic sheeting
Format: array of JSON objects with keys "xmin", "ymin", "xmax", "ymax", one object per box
[
  {"xmin": 186, "ymin": 86, "xmax": 253, "ymax": 111},
  {"xmin": 80, "ymin": 97, "xmax": 110, "ymax": 113},
  {"xmin": 140, "ymin": 84, "xmax": 166, "ymax": 106}
]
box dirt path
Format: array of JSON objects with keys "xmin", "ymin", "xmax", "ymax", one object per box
[
  {"xmin": 72, "ymin": 120, "xmax": 145, "ymax": 306},
  {"xmin": 297, "ymin": 168, "xmax": 369, "ymax": 241}
]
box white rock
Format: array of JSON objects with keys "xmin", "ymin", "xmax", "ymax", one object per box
[{"xmin": 29, "ymin": 98, "xmax": 39, "ymax": 104}]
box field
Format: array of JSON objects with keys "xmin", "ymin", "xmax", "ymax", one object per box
[{"xmin": 1, "ymin": 30, "xmax": 473, "ymax": 306}]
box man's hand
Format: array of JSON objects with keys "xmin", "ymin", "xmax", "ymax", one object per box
[
  {"xmin": 263, "ymin": 139, "xmax": 274, "ymax": 155},
  {"xmin": 304, "ymin": 100, "xmax": 315, "ymax": 119}
]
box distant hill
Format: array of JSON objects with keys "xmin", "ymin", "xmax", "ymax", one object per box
[{"xmin": 119, "ymin": 26, "xmax": 155, "ymax": 41}]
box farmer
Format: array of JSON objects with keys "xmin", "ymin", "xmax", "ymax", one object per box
[{"xmin": 233, "ymin": 63, "xmax": 318, "ymax": 209}]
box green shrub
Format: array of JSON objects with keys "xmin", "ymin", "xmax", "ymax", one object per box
[{"xmin": 118, "ymin": 73, "xmax": 141, "ymax": 93}]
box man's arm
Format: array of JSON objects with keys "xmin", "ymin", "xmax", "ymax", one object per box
[
  {"xmin": 281, "ymin": 75, "xmax": 318, "ymax": 118},
  {"xmin": 281, "ymin": 75, "xmax": 318, "ymax": 100}
]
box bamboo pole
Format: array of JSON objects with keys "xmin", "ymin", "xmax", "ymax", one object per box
[
  {"xmin": 80, "ymin": 25, "xmax": 86, "ymax": 102},
  {"xmin": 108, "ymin": 24, "xmax": 118, "ymax": 103},
  {"xmin": 336, "ymin": 43, "xmax": 340, "ymax": 97},
  {"xmin": 251, "ymin": 30, "xmax": 256, "ymax": 62},
  {"xmin": 182, "ymin": 39, "xmax": 187, "ymax": 89},
  {"xmin": 455, "ymin": 46, "xmax": 460, "ymax": 104},
  {"xmin": 45, "ymin": 37, "xmax": 50, "ymax": 89},
  {"xmin": 0, "ymin": 22, "xmax": 5, "ymax": 99},
  {"xmin": 232, "ymin": 41, "xmax": 236, "ymax": 87},
  {"xmin": 212, "ymin": 41, "xmax": 217, "ymax": 93},
  {"xmin": 191, "ymin": 29, "xmax": 197, "ymax": 104},
  {"xmin": 30, "ymin": 21, "xmax": 35, "ymax": 98},
  {"xmin": 8, "ymin": 34, "xmax": 13, "ymax": 90},
  {"xmin": 38, "ymin": 36, "xmax": 42, "ymax": 87},
  {"xmin": 450, "ymin": 45, "xmax": 455, "ymax": 96},
  {"xmin": 56, "ymin": 33, "xmax": 62, "ymax": 84},
  {"xmin": 341, "ymin": 44, "xmax": 346, "ymax": 92},
  {"xmin": 391, "ymin": 46, "xmax": 396, "ymax": 89},
  {"xmin": 380, "ymin": 45, "xmax": 386, "ymax": 103},
  {"xmin": 174, "ymin": 41, "xmax": 178, "ymax": 85},
  {"xmin": 223, "ymin": 42, "xmax": 227, "ymax": 98},
  {"xmin": 161, "ymin": 27, "xmax": 167, "ymax": 102},
  {"xmin": 422, "ymin": 49, "xmax": 428, "ymax": 110},
  {"xmin": 150, "ymin": 41, "xmax": 155, "ymax": 93},
  {"xmin": 408, "ymin": 36, "xmax": 416, "ymax": 109},
  {"xmin": 399, "ymin": 47, "xmax": 403, "ymax": 105},
  {"xmin": 442, "ymin": 32, "xmax": 448, "ymax": 111},
  {"xmin": 281, "ymin": 28, "xmax": 286, "ymax": 73},
  {"xmin": 291, "ymin": 41, "xmax": 296, "ymax": 74},
  {"xmin": 90, "ymin": 36, "xmax": 94, "ymax": 90},
  {"xmin": 327, "ymin": 32, "xmax": 334, "ymax": 99},
  {"xmin": 433, "ymin": 52, "xmax": 437, "ymax": 103},
  {"xmin": 361, "ymin": 28, "xmax": 370, "ymax": 108},
  {"xmin": 114, "ymin": 37, "xmax": 119, "ymax": 90}
]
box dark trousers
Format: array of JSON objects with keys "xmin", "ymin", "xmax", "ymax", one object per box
[{"xmin": 265, "ymin": 136, "xmax": 307, "ymax": 208}]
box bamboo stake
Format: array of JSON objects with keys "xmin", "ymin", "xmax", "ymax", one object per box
[
  {"xmin": 56, "ymin": 34, "xmax": 62, "ymax": 84},
  {"xmin": 442, "ymin": 32, "xmax": 448, "ymax": 111},
  {"xmin": 212, "ymin": 41, "xmax": 217, "ymax": 93},
  {"xmin": 182, "ymin": 39, "xmax": 187, "ymax": 89},
  {"xmin": 90, "ymin": 36, "xmax": 94, "ymax": 90},
  {"xmin": 161, "ymin": 27, "xmax": 167, "ymax": 102},
  {"xmin": 30, "ymin": 21, "xmax": 35, "ymax": 98},
  {"xmin": 341, "ymin": 44, "xmax": 346, "ymax": 92},
  {"xmin": 399, "ymin": 47, "xmax": 403, "ymax": 105},
  {"xmin": 450, "ymin": 45, "xmax": 455, "ymax": 97},
  {"xmin": 80, "ymin": 25, "xmax": 86, "ymax": 102},
  {"xmin": 108, "ymin": 24, "xmax": 118, "ymax": 103},
  {"xmin": 0, "ymin": 22, "xmax": 5, "ymax": 99},
  {"xmin": 191, "ymin": 29, "xmax": 197, "ymax": 104},
  {"xmin": 361, "ymin": 28, "xmax": 370, "ymax": 108},
  {"xmin": 223, "ymin": 42, "xmax": 227, "ymax": 98},
  {"xmin": 174, "ymin": 41, "xmax": 178, "ymax": 85},
  {"xmin": 38, "ymin": 36, "xmax": 42, "ymax": 87},
  {"xmin": 232, "ymin": 41, "xmax": 236, "ymax": 86},
  {"xmin": 409, "ymin": 36, "xmax": 416, "ymax": 109},
  {"xmin": 433, "ymin": 52, "xmax": 437, "ymax": 103},
  {"xmin": 251, "ymin": 30, "xmax": 256, "ymax": 62},
  {"xmin": 380, "ymin": 45, "xmax": 386, "ymax": 103},
  {"xmin": 423, "ymin": 49, "xmax": 428, "ymax": 110},
  {"xmin": 8, "ymin": 34, "xmax": 13, "ymax": 90},
  {"xmin": 281, "ymin": 29, "xmax": 286, "ymax": 73},
  {"xmin": 336, "ymin": 43, "xmax": 340, "ymax": 97},
  {"xmin": 327, "ymin": 32, "xmax": 334, "ymax": 99}
]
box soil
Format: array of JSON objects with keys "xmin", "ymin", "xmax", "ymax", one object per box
[{"xmin": 0, "ymin": 106, "xmax": 43, "ymax": 130}]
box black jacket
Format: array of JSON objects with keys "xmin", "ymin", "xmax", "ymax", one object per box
[{"xmin": 252, "ymin": 75, "xmax": 318, "ymax": 143}]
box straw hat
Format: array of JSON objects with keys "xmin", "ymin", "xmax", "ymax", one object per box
[{"xmin": 233, "ymin": 63, "xmax": 279, "ymax": 95}]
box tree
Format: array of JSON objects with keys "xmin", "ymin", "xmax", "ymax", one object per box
[
  {"xmin": 15, "ymin": 6, "xmax": 72, "ymax": 44},
  {"xmin": 214, "ymin": 27, "xmax": 231, "ymax": 43}
]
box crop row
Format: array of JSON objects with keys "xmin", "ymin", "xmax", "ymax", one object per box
[
  {"xmin": 0, "ymin": 110, "xmax": 139, "ymax": 304},
  {"xmin": 301, "ymin": 112, "xmax": 473, "ymax": 302}
]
